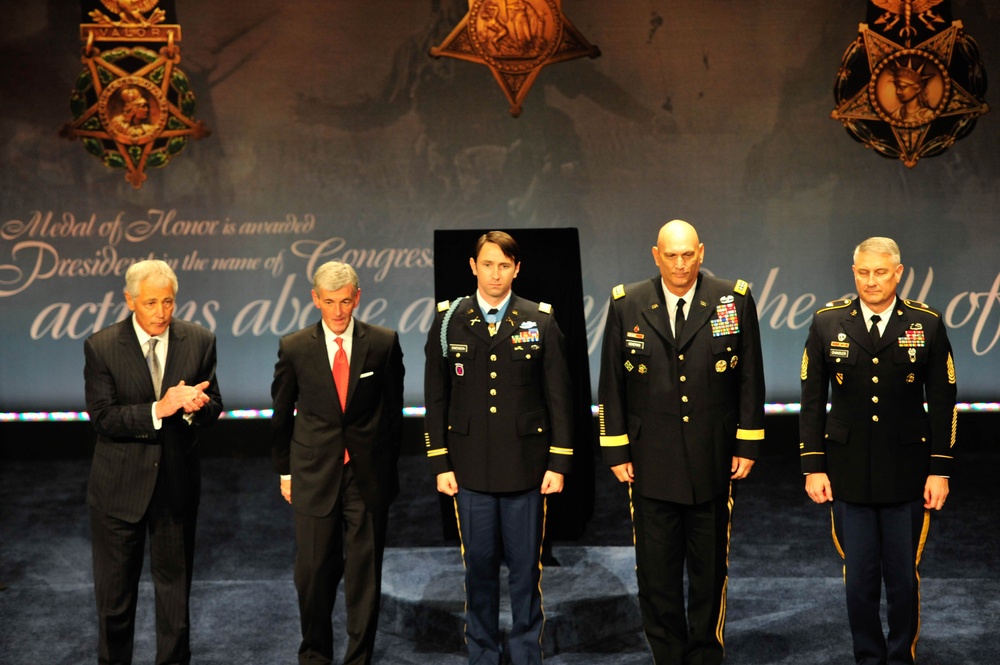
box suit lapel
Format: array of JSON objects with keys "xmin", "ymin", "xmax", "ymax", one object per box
[
  {"xmin": 346, "ymin": 321, "xmax": 370, "ymax": 412},
  {"xmin": 640, "ymin": 280, "xmax": 672, "ymax": 347},
  {"xmin": 841, "ymin": 299, "xmax": 872, "ymax": 353},
  {"xmin": 879, "ymin": 299, "xmax": 907, "ymax": 354},
  {"xmin": 160, "ymin": 323, "xmax": 188, "ymax": 398},
  {"xmin": 460, "ymin": 298, "xmax": 493, "ymax": 344},
  {"xmin": 493, "ymin": 295, "xmax": 523, "ymax": 349},
  {"xmin": 117, "ymin": 321, "xmax": 157, "ymax": 399},
  {"xmin": 680, "ymin": 285, "xmax": 713, "ymax": 350},
  {"xmin": 309, "ymin": 322, "xmax": 343, "ymax": 414}
]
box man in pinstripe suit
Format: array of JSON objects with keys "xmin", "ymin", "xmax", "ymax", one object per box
[{"xmin": 84, "ymin": 259, "xmax": 223, "ymax": 665}]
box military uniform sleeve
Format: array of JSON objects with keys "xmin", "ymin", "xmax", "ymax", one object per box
[
  {"xmin": 423, "ymin": 307, "xmax": 453, "ymax": 476},
  {"xmin": 540, "ymin": 307, "xmax": 574, "ymax": 474},
  {"xmin": 924, "ymin": 313, "xmax": 958, "ymax": 477},
  {"xmin": 799, "ymin": 313, "xmax": 831, "ymax": 474},
  {"xmin": 597, "ymin": 290, "xmax": 632, "ymax": 467},
  {"xmin": 734, "ymin": 287, "xmax": 766, "ymax": 459}
]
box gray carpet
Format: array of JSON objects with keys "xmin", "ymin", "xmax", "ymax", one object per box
[{"xmin": 1, "ymin": 417, "xmax": 997, "ymax": 664}]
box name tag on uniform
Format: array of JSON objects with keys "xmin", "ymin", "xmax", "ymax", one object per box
[
  {"xmin": 449, "ymin": 344, "xmax": 468, "ymax": 353},
  {"xmin": 626, "ymin": 339, "xmax": 645, "ymax": 350}
]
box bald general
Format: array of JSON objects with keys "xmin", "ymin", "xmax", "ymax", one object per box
[{"xmin": 652, "ymin": 219, "xmax": 705, "ymax": 296}]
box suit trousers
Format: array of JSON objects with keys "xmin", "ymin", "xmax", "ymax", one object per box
[
  {"xmin": 90, "ymin": 487, "xmax": 197, "ymax": 665},
  {"xmin": 832, "ymin": 499, "xmax": 928, "ymax": 665},
  {"xmin": 631, "ymin": 487, "xmax": 734, "ymax": 665},
  {"xmin": 294, "ymin": 463, "xmax": 387, "ymax": 665},
  {"xmin": 455, "ymin": 487, "xmax": 546, "ymax": 665}
]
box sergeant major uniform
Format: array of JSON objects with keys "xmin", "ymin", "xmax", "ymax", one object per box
[
  {"xmin": 424, "ymin": 293, "xmax": 573, "ymax": 665},
  {"xmin": 800, "ymin": 296, "xmax": 957, "ymax": 664}
]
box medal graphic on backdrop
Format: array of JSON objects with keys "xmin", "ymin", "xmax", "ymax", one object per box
[
  {"xmin": 60, "ymin": 0, "xmax": 209, "ymax": 189},
  {"xmin": 430, "ymin": 0, "xmax": 600, "ymax": 117},
  {"xmin": 831, "ymin": 0, "xmax": 988, "ymax": 167}
]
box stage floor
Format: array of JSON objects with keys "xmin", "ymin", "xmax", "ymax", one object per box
[{"xmin": 2, "ymin": 431, "xmax": 998, "ymax": 663}]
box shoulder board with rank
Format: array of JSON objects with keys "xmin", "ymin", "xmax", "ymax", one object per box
[
  {"xmin": 903, "ymin": 299, "xmax": 940, "ymax": 317},
  {"xmin": 539, "ymin": 302, "xmax": 553, "ymax": 314},
  {"xmin": 437, "ymin": 299, "xmax": 451, "ymax": 312},
  {"xmin": 612, "ymin": 284, "xmax": 626, "ymax": 300},
  {"xmin": 734, "ymin": 279, "xmax": 748, "ymax": 296}
]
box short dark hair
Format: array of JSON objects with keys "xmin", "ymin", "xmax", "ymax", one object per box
[{"xmin": 474, "ymin": 230, "xmax": 519, "ymax": 264}]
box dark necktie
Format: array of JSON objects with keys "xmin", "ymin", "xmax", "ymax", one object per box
[
  {"xmin": 333, "ymin": 337, "xmax": 350, "ymax": 463},
  {"xmin": 487, "ymin": 308, "xmax": 499, "ymax": 337},
  {"xmin": 674, "ymin": 298, "xmax": 686, "ymax": 343},
  {"xmin": 146, "ymin": 338, "xmax": 162, "ymax": 397},
  {"xmin": 869, "ymin": 315, "xmax": 882, "ymax": 347}
]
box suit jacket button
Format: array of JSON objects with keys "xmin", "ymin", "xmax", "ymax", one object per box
[
  {"xmin": 682, "ymin": 416, "xmax": 690, "ymax": 423},
  {"xmin": 872, "ymin": 415, "xmax": 879, "ymax": 422},
  {"xmin": 871, "ymin": 376, "xmax": 879, "ymax": 383},
  {"xmin": 537, "ymin": 427, "xmax": 543, "ymax": 433},
  {"xmin": 872, "ymin": 396, "xmax": 879, "ymax": 403},
  {"xmin": 678, "ymin": 354, "xmax": 685, "ymax": 361},
  {"xmin": 872, "ymin": 357, "xmax": 879, "ymax": 364},
  {"xmin": 489, "ymin": 406, "xmax": 497, "ymax": 414},
  {"xmin": 490, "ymin": 372, "xmax": 497, "ymax": 379},
  {"xmin": 682, "ymin": 396, "xmax": 689, "ymax": 403},
  {"xmin": 490, "ymin": 389, "xmax": 497, "ymax": 396},
  {"xmin": 679, "ymin": 375, "xmax": 687, "ymax": 382},
  {"xmin": 490, "ymin": 354, "xmax": 497, "ymax": 362}
]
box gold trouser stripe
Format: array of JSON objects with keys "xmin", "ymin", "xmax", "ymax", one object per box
[
  {"xmin": 537, "ymin": 496, "xmax": 548, "ymax": 651},
  {"xmin": 452, "ymin": 494, "xmax": 550, "ymax": 652},
  {"xmin": 452, "ymin": 496, "xmax": 469, "ymax": 647},
  {"xmin": 830, "ymin": 506, "xmax": 847, "ymax": 582},
  {"xmin": 627, "ymin": 483, "xmax": 636, "ymax": 550},
  {"xmin": 830, "ymin": 505, "xmax": 931, "ymax": 661},
  {"xmin": 911, "ymin": 509, "xmax": 931, "ymax": 661},
  {"xmin": 713, "ymin": 483, "xmax": 735, "ymax": 651}
]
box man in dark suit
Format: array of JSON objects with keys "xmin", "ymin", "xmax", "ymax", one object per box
[
  {"xmin": 598, "ymin": 219, "xmax": 765, "ymax": 665},
  {"xmin": 424, "ymin": 230, "xmax": 574, "ymax": 665},
  {"xmin": 84, "ymin": 259, "xmax": 222, "ymax": 665},
  {"xmin": 271, "ymin": 261, "xmax": 404, "ymax": 665},
  {"xmin": 800, "ymin": 237, "xmax": 957, "ymax": 665}
]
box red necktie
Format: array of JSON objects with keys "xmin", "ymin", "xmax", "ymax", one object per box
[{"xmin": 334, "ymin": 336, "xmax": 350, "ymax": 463}]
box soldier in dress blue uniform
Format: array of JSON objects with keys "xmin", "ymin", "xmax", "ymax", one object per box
[
  {"xmin": 423, "ymin": 230, "xmax": 574, "ymax": 665},
  {"xmin": 800, "ymin": 236, "xmax": 957, "ymax": 665},
  {"xmin": 598, "ymin": 220, "xmax": 766, "ymax": 665}
]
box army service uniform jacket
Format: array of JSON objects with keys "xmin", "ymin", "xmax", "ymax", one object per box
[
  {"xmin": 598, "ymin": 274, "xmax": 766, "ymax": 505},
  {"xmin": 799, "ymin": 297, "xmax": 957, "ymax": 504},
  {"xmin": 424, "ymin": 294, "xmax": 574, "ymax": 493}
]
